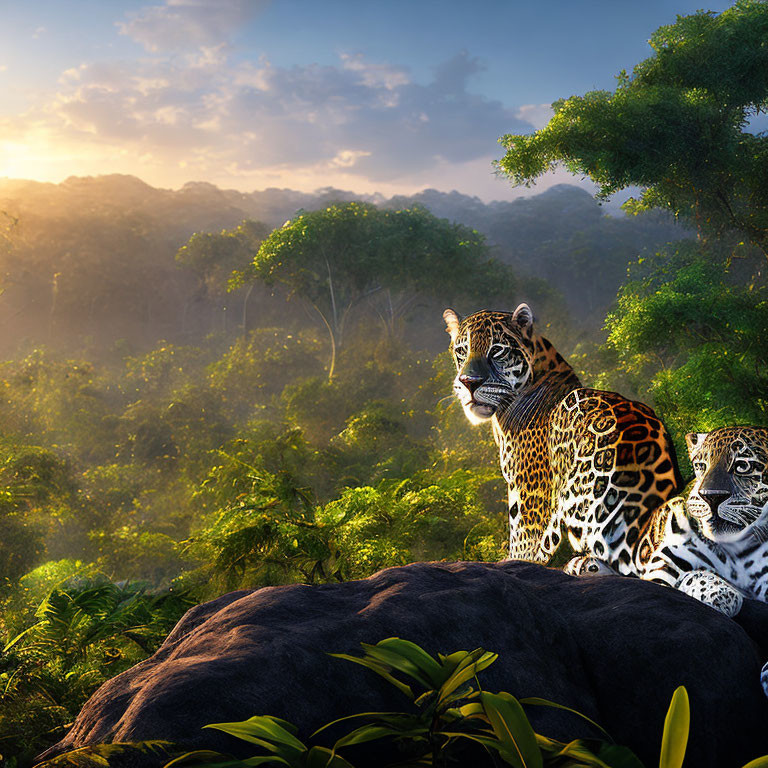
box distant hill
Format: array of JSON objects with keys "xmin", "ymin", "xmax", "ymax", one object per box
[{"xmin": 0, "ymin": 175, "xmax": 689, "ymax": 357}]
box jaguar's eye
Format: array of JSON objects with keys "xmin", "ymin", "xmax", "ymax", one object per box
[
  {"xmin": 489, "ymin": 344, "xmax": 506, "ymax": 359},
  {"xmin": 693, "ymin": 461, "xmax": 707, "ymax": 474},
  {"xmin": 732, "ymin": 459, "xmax": 752, "ymax": 476}
]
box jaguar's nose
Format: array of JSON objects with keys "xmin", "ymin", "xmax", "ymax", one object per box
[
  {"xmin": 699, "ymin": 488, "xmax": 730, "ymax": 514},
  {"xmin": 459, "ymin": 374, "xmax": 486, "ymax": 396}
]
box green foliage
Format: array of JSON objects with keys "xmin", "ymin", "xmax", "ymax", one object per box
[
  {"xmin": 590, "ymin": 242, "xmax": 768, "ymax": 469},
  {"xmin": 0, "ymin": 441, "xmax": 79, "ymax": 589},
  {"xmin": 157, "ymin": 639, "xmax": 683, "ymax": 768},
  {"xmin": 0, "ymin": 567, "xmax": 192, "ymax": 761},
  {"xmin": 251, "ymin": 202, "xmax": 498, "ymax": 313},
  {"xmin": 177, "ymin": 220, "xmax": 271, "ymax": 295},
  {"xmin": 496, "ymin": 1, "xmax": 768, "ymax": 252},
  {"xmin": 322, "ymin": 471, "xmax": 505, "ymax": 577},
  {"xmin": 31, "ymin": 639, "xmax": 768, "ymax": 768},
  {"xmin": 0, "ymin": 148, "xmax": 743, "ymax": 766},
  {"xmin": 243, "ymin": 201, "xmax": 517, "ymax": 378},
  {"xmin": 0, "ymin": 351, "xmax": 121, "ymax": 464},
  {"xmin": 184, "ymin": 427, "xmax": 505, "ymax": 593},
  {"xmin": 125, "ymin": 344, "xmax": 216, "ymax": 398},
  {"xmin": 208, "ymin": 330, "xmax": 324, "ymax": 420},
  {"xmin": 30, "ymin": 741, "xmax": 182, "ymax": 768},
  {"xmin": 659, "ymin": 687, "xmax": 689, "ymax": 768}
]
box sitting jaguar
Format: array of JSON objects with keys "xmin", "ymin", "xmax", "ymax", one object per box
[{"xmin": 443, "ymin": 304, "xmax": 681, "ymax": 574}]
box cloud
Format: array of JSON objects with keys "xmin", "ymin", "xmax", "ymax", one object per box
[
  {"xmin": 17, "ymin": 47, "xmax": 533, "ymax": 184},
  {"xmin": 118, "ymin": 0, "xmax": 267, "ymax": 51},
  {"xmin": 515, "ymin": 103, "xmax": 553, "ymax": 131},
  {"xmin": 4, "ymin": 39, "xmax": 546, "ymax": 199}
]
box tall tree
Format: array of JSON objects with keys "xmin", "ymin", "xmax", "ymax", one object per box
[
  {"xmin": 239, "ymin": 202, "xmax": 517, "ymax": 379},
  {"xmin": 176, "ymin": 219, "xmax": 270, "ymax": 335},
  {"xmin": 496, "ymin": 0, "xmax": 768, "ymax": 255}
]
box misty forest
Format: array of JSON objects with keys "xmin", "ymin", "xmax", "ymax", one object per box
[{"xmin": 3, "ymin": 2, "xmax": 768, "ymax": 767}]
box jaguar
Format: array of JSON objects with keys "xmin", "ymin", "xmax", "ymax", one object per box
[
  {"xmin": 443, "ymin": 304, "xmax": 681, "ymax": 574},
  {"xmin": 637, "ymin": 427, "xmax": 768, "ymax": 615},
  {"xmin": 571, "ymin": 427, "xmax": 768, "ymax": 697}
]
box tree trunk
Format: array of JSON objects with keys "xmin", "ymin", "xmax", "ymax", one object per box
[
  {"xmin": 312, "ymin": 303, "xmax": 337, "ymax": 381},
  {"xmin": 242, "ymin": 283, "xmax": 255, "ymax": 338}
]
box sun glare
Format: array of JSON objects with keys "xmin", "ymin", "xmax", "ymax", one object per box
[{"xmin": 0, "ymin": 141, "xmax": 64, "ymax": 183}]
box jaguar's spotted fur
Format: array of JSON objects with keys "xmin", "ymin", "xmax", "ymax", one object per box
[
  {"xmin": 443, "ymin": 304, "xmax": 681, "ymax": 574},
  {"xmin": 571, "ymin": 427, "xmax": 768, "ymax": 697},
  {"xmin": 637, "ymin": 428, "xmax": 768, "ymax": 612}
]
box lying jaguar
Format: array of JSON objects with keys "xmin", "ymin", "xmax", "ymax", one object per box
[
  {"xmin": 573, "ymin": 427, "xmax": 768, "ymax": 616},
  {"xmin": 571, "ymin": 427, "xmax": 768, "ymax": 697},
  {"xmin": 443, "ymin": 304, "xmax": 681, "ymax": 574}
]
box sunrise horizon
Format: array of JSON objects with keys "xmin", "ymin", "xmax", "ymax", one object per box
[{"xmin": 0, "ymin": 0, "xmax": 733, "ymax": 204}]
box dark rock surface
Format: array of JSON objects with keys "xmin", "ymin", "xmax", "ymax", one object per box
[{"xmin": 40, "ymin": 561, "xmax": 768, "ymax": 767}]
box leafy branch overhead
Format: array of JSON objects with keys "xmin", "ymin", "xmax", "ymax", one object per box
[{"xmin": 496, "ymin": 0, "xmax": 768, "ymax": 253}]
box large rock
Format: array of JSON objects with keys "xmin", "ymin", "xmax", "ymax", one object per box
[{"xmin": 40, "ymin": 562, "xmax": 768, "ymax": 767}]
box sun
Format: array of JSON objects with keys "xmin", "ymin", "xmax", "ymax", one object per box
[{"xmin": 0, "ymin": 140, "xmax": 66, "ymax": 183}]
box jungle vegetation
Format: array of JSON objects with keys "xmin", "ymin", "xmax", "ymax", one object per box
[{"xmin": 2, "ymin": 2, "xmax": 768, "ymax": 765}]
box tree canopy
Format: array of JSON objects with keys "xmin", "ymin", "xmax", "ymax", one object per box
[
  {"xmin": 244, "ymin": 201, "xmax": 519, "ymax": 378},
  {"xmin": 496, "ymin": 0, "xmax": 768, "ymax": 253}
]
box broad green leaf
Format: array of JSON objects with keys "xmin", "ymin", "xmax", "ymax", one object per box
[
  {"xmin": 440, "ymin": 651, "xmax": 468, "ymax": 666},
  {"xmin": 168, "ymin": 752, "xmax": 291, "ymax": 767},
  {"xmin": 333, "ymin": 723, "xmax": 427, "ymax": 750},
  {"xmin": 481, "ymin": 691, "xmax": 543, "ymax": 768},
  {"xmin": 374, "ymin": 638, "xmax": 446, "ymax": 685},
  {"xmin": 41, "ymin": 742, "xmax": 180, "ymax": 768},
  {"xmin": 595, "ymin": 743, "xmax": 646, "ymax": 768},
  {"xmin": 533, "ymin": 733, "xmax": 569, "ymax": 753},
  {"xmin": 306, "ymin": 746, "xmax": 357, "ymax": 768},
  {"xmin": 457, "ymin": 702, "xmax": 486, "ymax": 719},
  {"xmin": 443, "ymin": 730, "xmax": 543, "ymax": 765},
  {"xmin": 328, "ymin": 652, "xmax": 415, "ymax": 698},
  {"xmin": 355, "ymin": 643, "xmax": 435, "ymax": 689},
  {"xmin": 519, "ymin": 697, "xmax": 612, "ymax": 741},
  {"xmin": 659, "ymin": 686, "xmax": 689, "ymax": 768},
  {"xmin": 742, "ymin": 759, "xmax": 768, "ymax": 768},
  {"xmin": 438, "ymin": 650, "xmax": 498, "ymax": 703},
  {"xmin": 554, "ymin": 739, "xmax": 614, "ymax": 768},
  {"xmin": 442, "ymin": 731, "xmax": 514, "ymax": 753},
  {"xmin": 312, "ymin": 711, "xmax": 418, "ymax": 737},
  {"xmin": 203, "ymin": 716, "xmax": 306, "ymax": 753}
]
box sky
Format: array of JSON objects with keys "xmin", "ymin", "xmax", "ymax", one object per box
[{"xmin": 0, "ymin": 0, "xmax": 734, "ymax": 201}]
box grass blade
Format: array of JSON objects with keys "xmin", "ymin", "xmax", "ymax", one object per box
[{"xmin": 659, "ymin": 686, "xmax": 689, "ymax": 768}]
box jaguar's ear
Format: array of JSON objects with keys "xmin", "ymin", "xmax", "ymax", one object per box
[
  {"xmin": 512, "ymin": 303, "xmax": 534, "ymax": 337},
  {"xmin": 443, "ymin": 308, "xmax": 461, "ymax": 342},
  {"xmin": 685, "ymin": 432, "xmax": 708, "ymax": 459}
]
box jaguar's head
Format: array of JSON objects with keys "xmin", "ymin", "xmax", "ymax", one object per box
[
  {"xmin": 686, "ymin": 427, "xmax": 768, "ymax": 544},
  {"xmin": 443, "ymin": 305, "xmax": 536, "ymax": 424}
]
